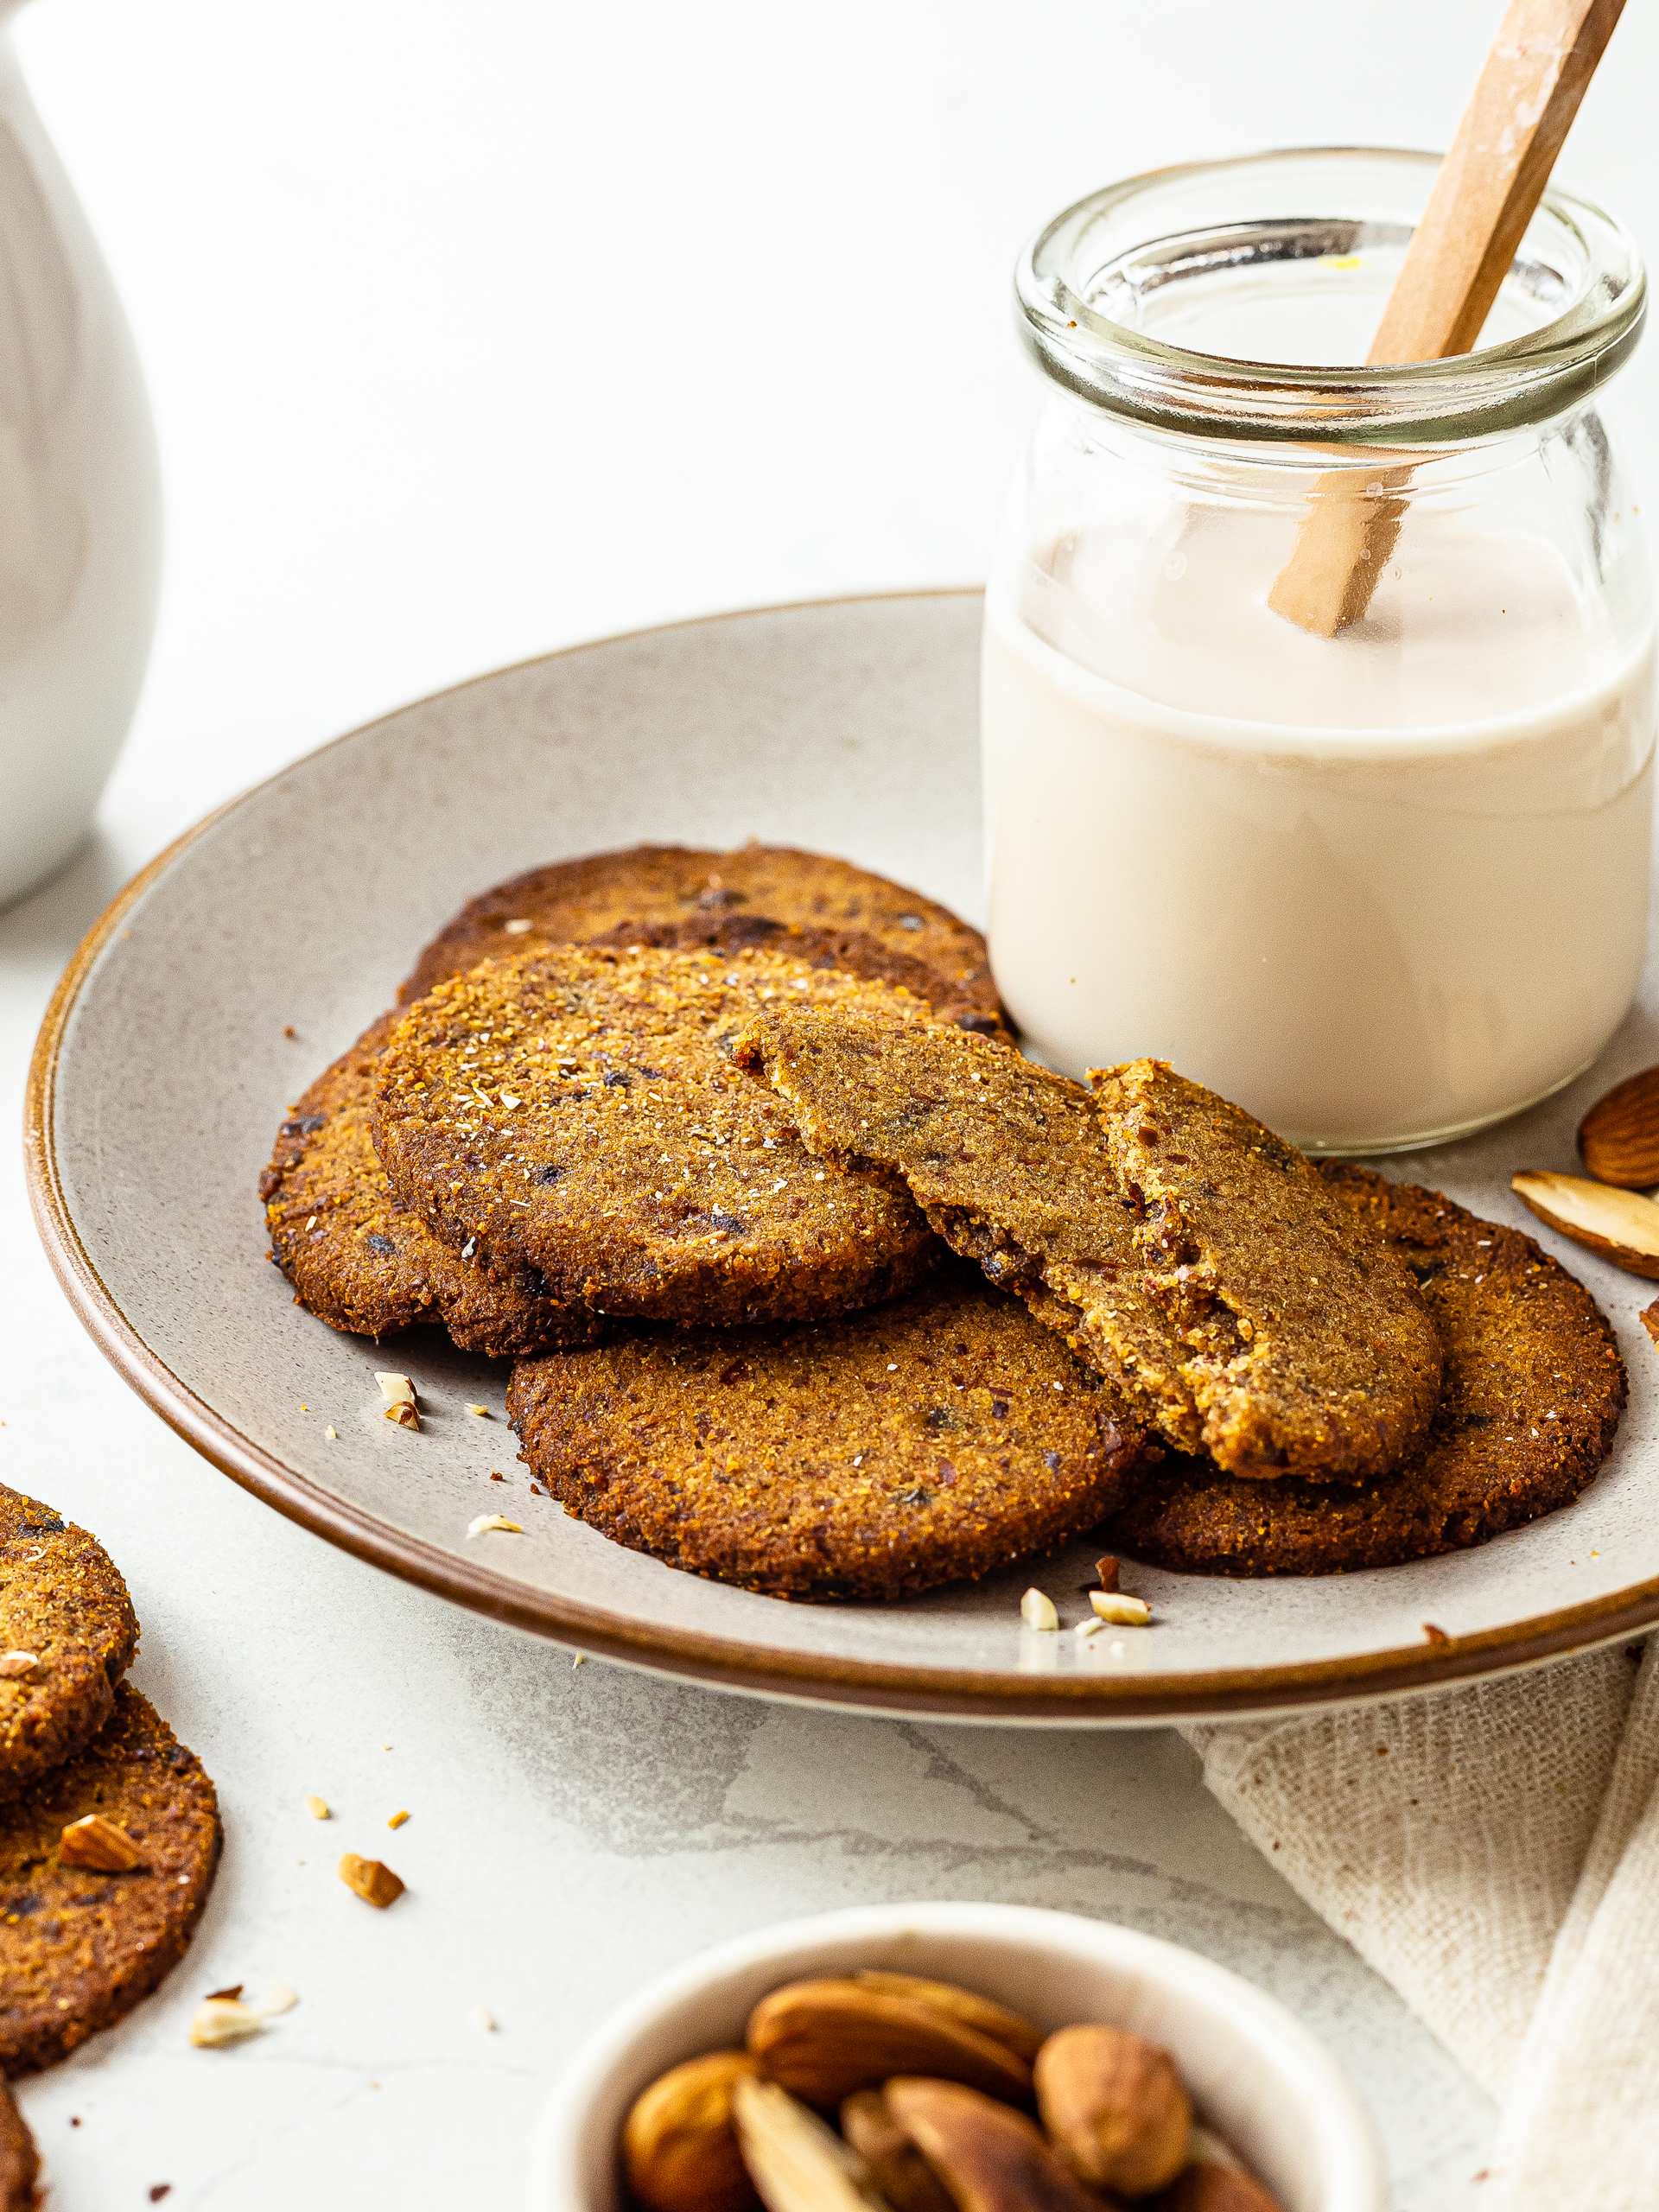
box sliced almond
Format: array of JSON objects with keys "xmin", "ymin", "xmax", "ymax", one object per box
[
  {"xmin": 1020, "ymin": 1588, "xmax": 1058, "ymax": 1632},
  {"xmin": 1511, "ymin": 1171, "xmax": 1659, "ymax": 1279},
  {"xmin": 1090, "ymin": 1592, "xmax": 1153, "ymax": 1628},
  {"xmin": 467, "ymin": 1513, "xmax": 524, "ymax": 1537},
  {"xmin": 1579, "ymin": 1065, "xmax": 1659, "ymax": 1188},
  {"xmin": 0, "ymin": 1652, "xmax": 38, "ymax": 1679},
  {"xmin": 730, "ymin": 2075, "xmax": 887, "ymax": 2212},
  {"xmin": 189, "ymin": 1997, "xmax": 264, "ymax": 2048},
  {"xmin": 59, "ymin": 1814, "xmax": 143, "ymax": 1871}
]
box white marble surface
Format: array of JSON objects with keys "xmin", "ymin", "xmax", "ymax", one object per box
[{"xmin": 10, "ymin": 0, "xmax": 1659, "ymax": 2200}]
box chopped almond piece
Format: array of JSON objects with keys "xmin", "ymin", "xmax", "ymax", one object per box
[{"xmin": 59, "ymin": 1813, "xmax": 143, "ymax": 1871}]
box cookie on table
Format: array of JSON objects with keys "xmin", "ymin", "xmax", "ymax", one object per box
[
  {"xmin": 0, "ymin": 2083, "xmax": 35, "ymax": 2211},
  {"xmin": 259, "ymin": 1014, "xmax": 602, "ymax": 1357},
  {"xmin": 372, "ymin": 945, "xmax": 942, "ymax": 1328},
  {"xmin": 507, "ymin": 1262, "xmax": 1152, "ymax": 1600},
  {"xmin": 1092, "ymin": 1060, "xmax": 1441, "ymax": 1482},
  {"xmin": 1109, "ymin": 1167, "xmax": 1626, "ymax": 1575},
  {"xmin": 735, "ymin": 1013, "xmax": 1438, "ymax": 1482},
  {"xmin": 0, "ymin": 1489, "xmax": 138, "ymax": 1807},
  {"xmin": 0, "ymin": 1684, "xmax": 220, "ymax": 2073},
  {"xmin": 397, "ymin": 842, "xmax": 1006, "ymax": 1037}
]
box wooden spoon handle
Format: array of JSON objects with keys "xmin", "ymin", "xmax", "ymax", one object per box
[
  {"xmin": 1370, "ymin": 0, "xmax": 1626, "ymax": 365},
  {"xmin": 1268, "ymin": 0, "xmax": 1626, "ymax": 638}
]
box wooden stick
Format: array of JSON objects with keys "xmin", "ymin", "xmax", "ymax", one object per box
[{"xmin": 1268, "ymin": 0, "xmax": 1626, "ymax": 639}]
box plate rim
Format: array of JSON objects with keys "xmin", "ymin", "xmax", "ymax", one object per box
[{"xmin": 25, "ymin": 588, "xmax": 1659, "ymax": 1720}]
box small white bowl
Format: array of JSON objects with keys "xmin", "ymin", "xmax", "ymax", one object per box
[{"xmin": 531, "ymin": 1900, "xmax": 1388, "ymax": 2212}]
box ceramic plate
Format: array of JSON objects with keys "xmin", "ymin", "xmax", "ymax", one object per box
[{"xmin": 27, "ymin": 592, "xmax": 1659, "ymax": 1720}]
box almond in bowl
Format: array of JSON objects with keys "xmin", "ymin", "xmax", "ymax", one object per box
[{"xmin": 531, "ymin": 1903, "xmax": 1387, "ymax": 2212}]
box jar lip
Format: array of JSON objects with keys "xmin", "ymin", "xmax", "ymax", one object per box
[{"xmin": 1016, "ymin": 146, "xmax": 1646, "ymax": 447}]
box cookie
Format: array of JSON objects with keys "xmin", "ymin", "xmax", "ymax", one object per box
[
  {"xmin": 735, "ymin": 1012, "xmax": 1438, "ymax": 1480},
  {"xmin": 0, "ymin": 2082, "xmax": 35, "ymax": 2211},
  {"xmin": 372, "ymin": 945, "xmax": 943, "ymax": 1327},
  {"xmin": 398, "ymin": 842, "xmax": 1005, "ymax": 1035},
  {"xmin": 0, "ymin": 1490, "xmax": 138, "ymax": 1807},
  {"xmin": 506, "ymin": 1262, "xmax": 1151, "ymax": 1599},
  {"xmin": 0, "ymin": 1684, "xmax": 221, "ymax": 2073},
  {"xmin": 1092, "ymin": 1061, "xmax": 1441, "ymax": 1481},
  {"xmin": 259, "ymin": 1015, "xmax": 602, "ymax": 1357},
  {"xmin": 588, "ymin": 913, "xmax": 1013, "ymax": 1044},
  {"xmin": 1109, "ymin": 1167, "xmax": 1626, "ymax": 1575}
]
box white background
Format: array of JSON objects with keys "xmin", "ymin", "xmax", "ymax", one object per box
[{"xmin": 2, "ymin": 1, "xmax": 1654, "ymax": 2202}]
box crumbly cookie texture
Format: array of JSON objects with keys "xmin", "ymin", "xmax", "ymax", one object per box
[
  {"xmin": 1092, "ymin": 1060, "xmax": 1442, "ymax": 1481},
  {"xmin": 0, "ymin": 2079, "xmax": 35, "ymax": 2212},
  {"xmin": 372, "ymin": 945, "xmax": 944, "ymax": 1328},
  {"xmin": 259, "ymin": 1014, "xmax": 601, "ymax": 1357},
  {"xmin": 0, "ymin": 1488, "xmax": 138, "ymax": 1805},
  {"xmin": 400, "ymin": 841, "xmax": 1006, "ymax": 1036},
  {"xmin": 735, "ymin": 1012, "xmax": 1438, "ymax": 1481},
  {"xmin": 0, "ymin": 1685, "xmax": 220, "ymax": 2073},
  {"xmin": 1109, "ymin": 1166, "xmax": 1626, "ymax": 1574},
  {"xmin": 507, "ymin": 1262, "xmax": 1151, "ymax": 1600}
]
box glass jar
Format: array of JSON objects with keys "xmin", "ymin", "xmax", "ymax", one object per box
[{"xmin": 983, "ymin": 148, "xmax": 1653, "ymax": 1153}]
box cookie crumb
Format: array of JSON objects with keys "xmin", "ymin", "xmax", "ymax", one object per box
[
  {"xmin": 304, "ymin": 1795, "xmax": 329, "ymax": 1820},
  {"xmin": 339, "ymin": 1853, "xmax": 404, "ymax": 1909}
]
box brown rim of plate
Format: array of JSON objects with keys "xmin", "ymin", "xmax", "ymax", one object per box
[{"xmin": 23, "ymin": 590, "xmax": 1659, "ymax": 1721}]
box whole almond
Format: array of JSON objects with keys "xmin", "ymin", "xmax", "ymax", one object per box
[
  {"xmin": 1154, "ymin": 2160, "xmax": 1287, "ymax": 2212},
  {"xmin": 1579, "ymin": 1065, "xmax": 1659, "ymax": 1188},
  {"xmin": 747, "ymin": 1980, "xmax": 1033, "ymax": 2108},
  {"xmin": 1511, "ymin": 1171, "xmax": 1659, "ymax": 1279},
  {"xmin": 622, "ymin": 2050, "xmax": 761, "ymax": 2212},
  {"xmin": 882, "ymin": 2077, "xmax": 1103, "ymax": 2212},
  {"xmin": 852, "ymin": 1973, "xmax": 1044, "ymax": 2063},
  {"xmin": 1033, "ymin": 2022, "xmax": 1192, "ymax": 2195},
  {"xmin": 841, "ymin": 2089, "xmax": 955, "ymax": 2212}
]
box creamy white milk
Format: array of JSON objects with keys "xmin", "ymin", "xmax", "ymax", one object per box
[{"xmin": 982, "ymin": 513, "xmax": 1656, "ymax": 1151}]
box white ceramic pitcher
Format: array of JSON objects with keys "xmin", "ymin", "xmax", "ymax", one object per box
[{"xmin": 0, "ymin": 4, "xmax": 159, "ymax": 908}]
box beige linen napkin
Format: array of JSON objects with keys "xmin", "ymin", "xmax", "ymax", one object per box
[{"xmin": 1185, "ymin": 1635, "xmax": 1659, "ymax": 2206}]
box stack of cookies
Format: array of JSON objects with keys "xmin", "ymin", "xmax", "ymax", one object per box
[
  {"xmin": 263, "ymin": 841, "xmax": 1626, "ymax": 1598},
  {"xmin": 0, "ymin": 1488, "xmax": 220, "ymax": 2194}
]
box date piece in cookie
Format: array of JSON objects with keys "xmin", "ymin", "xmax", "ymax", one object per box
[
  {"xmin": 507, "ymin": 1262, "xmax": 1151, "ymax": 1599},
  {"xmin": 398, "ymin": 842, "xmax": 1005, "ymax": 1036},
  {"xmin": 0, "ymin": 1684, "xmax": 220, "ymax": 2073},
  {"xmin": 735, "ymin": 1012, "xmax": 1438, "ymax": 1481},
  {"xmin": 0, "ymin": 1488, "xmax": 138, "ymax": 1807},
  {"xmin": 372, "ymin": 946, "xmax": 941, "ymax": 1327},
  {"xmin": 1093, "ymin": 1060, "xmax": 1441, "ymax": 1482},
  {"xmin": 259, "ymin": 1014, "xmax": 601, "ymax": 1357},
  {"xmin": 1109, "ymin": 1166, "xmax": 1626, "ymax": 1575}
]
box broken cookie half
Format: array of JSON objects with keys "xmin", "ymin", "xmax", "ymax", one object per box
[{"xmin": 734, "ymin": 1011, "xmax": 1440, "ymax": 1484}]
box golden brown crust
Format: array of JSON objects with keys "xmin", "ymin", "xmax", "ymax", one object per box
[
  {"xmin": 0, "ymin": 1685, "xmax": 221, "ymax": 2074},
  {"xmin": 398, "ymin": 842, "xmax": 1005, "ymax": 1035},
  {"xmin": 735, "ymin": 1013, "xmax": 1434, "ymax": 1482},
  {"xmin": 1109, "ymin": 1166, "xmax": 1627, "ymax": 1575},
  {"xmin": 1092, "ymin": 1062, "xmax": 1441, "ymax": 1480},
  {"xmin": 0, "ymin": 2082, "xmax": 36, "ymax": 2211},
  {"xmin": 506, "ymin": 1265, "xmax": 1152, "ymax": 1599},
  {"xmin": 0, "ymin": 1490, "xmax": 138, "ymax": 1807},
  {"xmin": 258, "ymin": 1015, "xmax": 601, "ymax": 1357},
  {"xmin": 373, "ymin": 946, "xmax": 944, "ymax": 1327}
]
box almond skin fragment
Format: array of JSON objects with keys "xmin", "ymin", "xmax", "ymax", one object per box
[
  {"xmin": 851, "ymin": 1974, "xmax": 1044, "ymax": 2064},
  {"xmin": 747, "ymin": 1979, "xmax": 1033, "ymax": 2109},
  {"xmin": 1579, "ymin": 1065, "xmax": 1659, "ymax": 1189},
  {"xmin": 1033, "ymin": 2022, "xmax": 1192, "ymax": 2195},
  {"xmin": 841, "ymin": 2089, "xmax": 955, "ymax": 2212},
  {"xmin": 338, "ymin": 1853, "xmax": 404, "ymax": 1908},
  {"xmin": 1511, "ymin": 1171, "xmax": 1659, "ymax": 1279},
  {"xmin": 58, "ymin": 1814, "xmax": 143, "ymax": 1871},
  {"xmin": 883, "ymin": 2077, "xmax": 1103, "ymax": 2212},
  {"xmin": 622, "ymin": 2049, "xmax": 760, "ymax": 2212}
]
